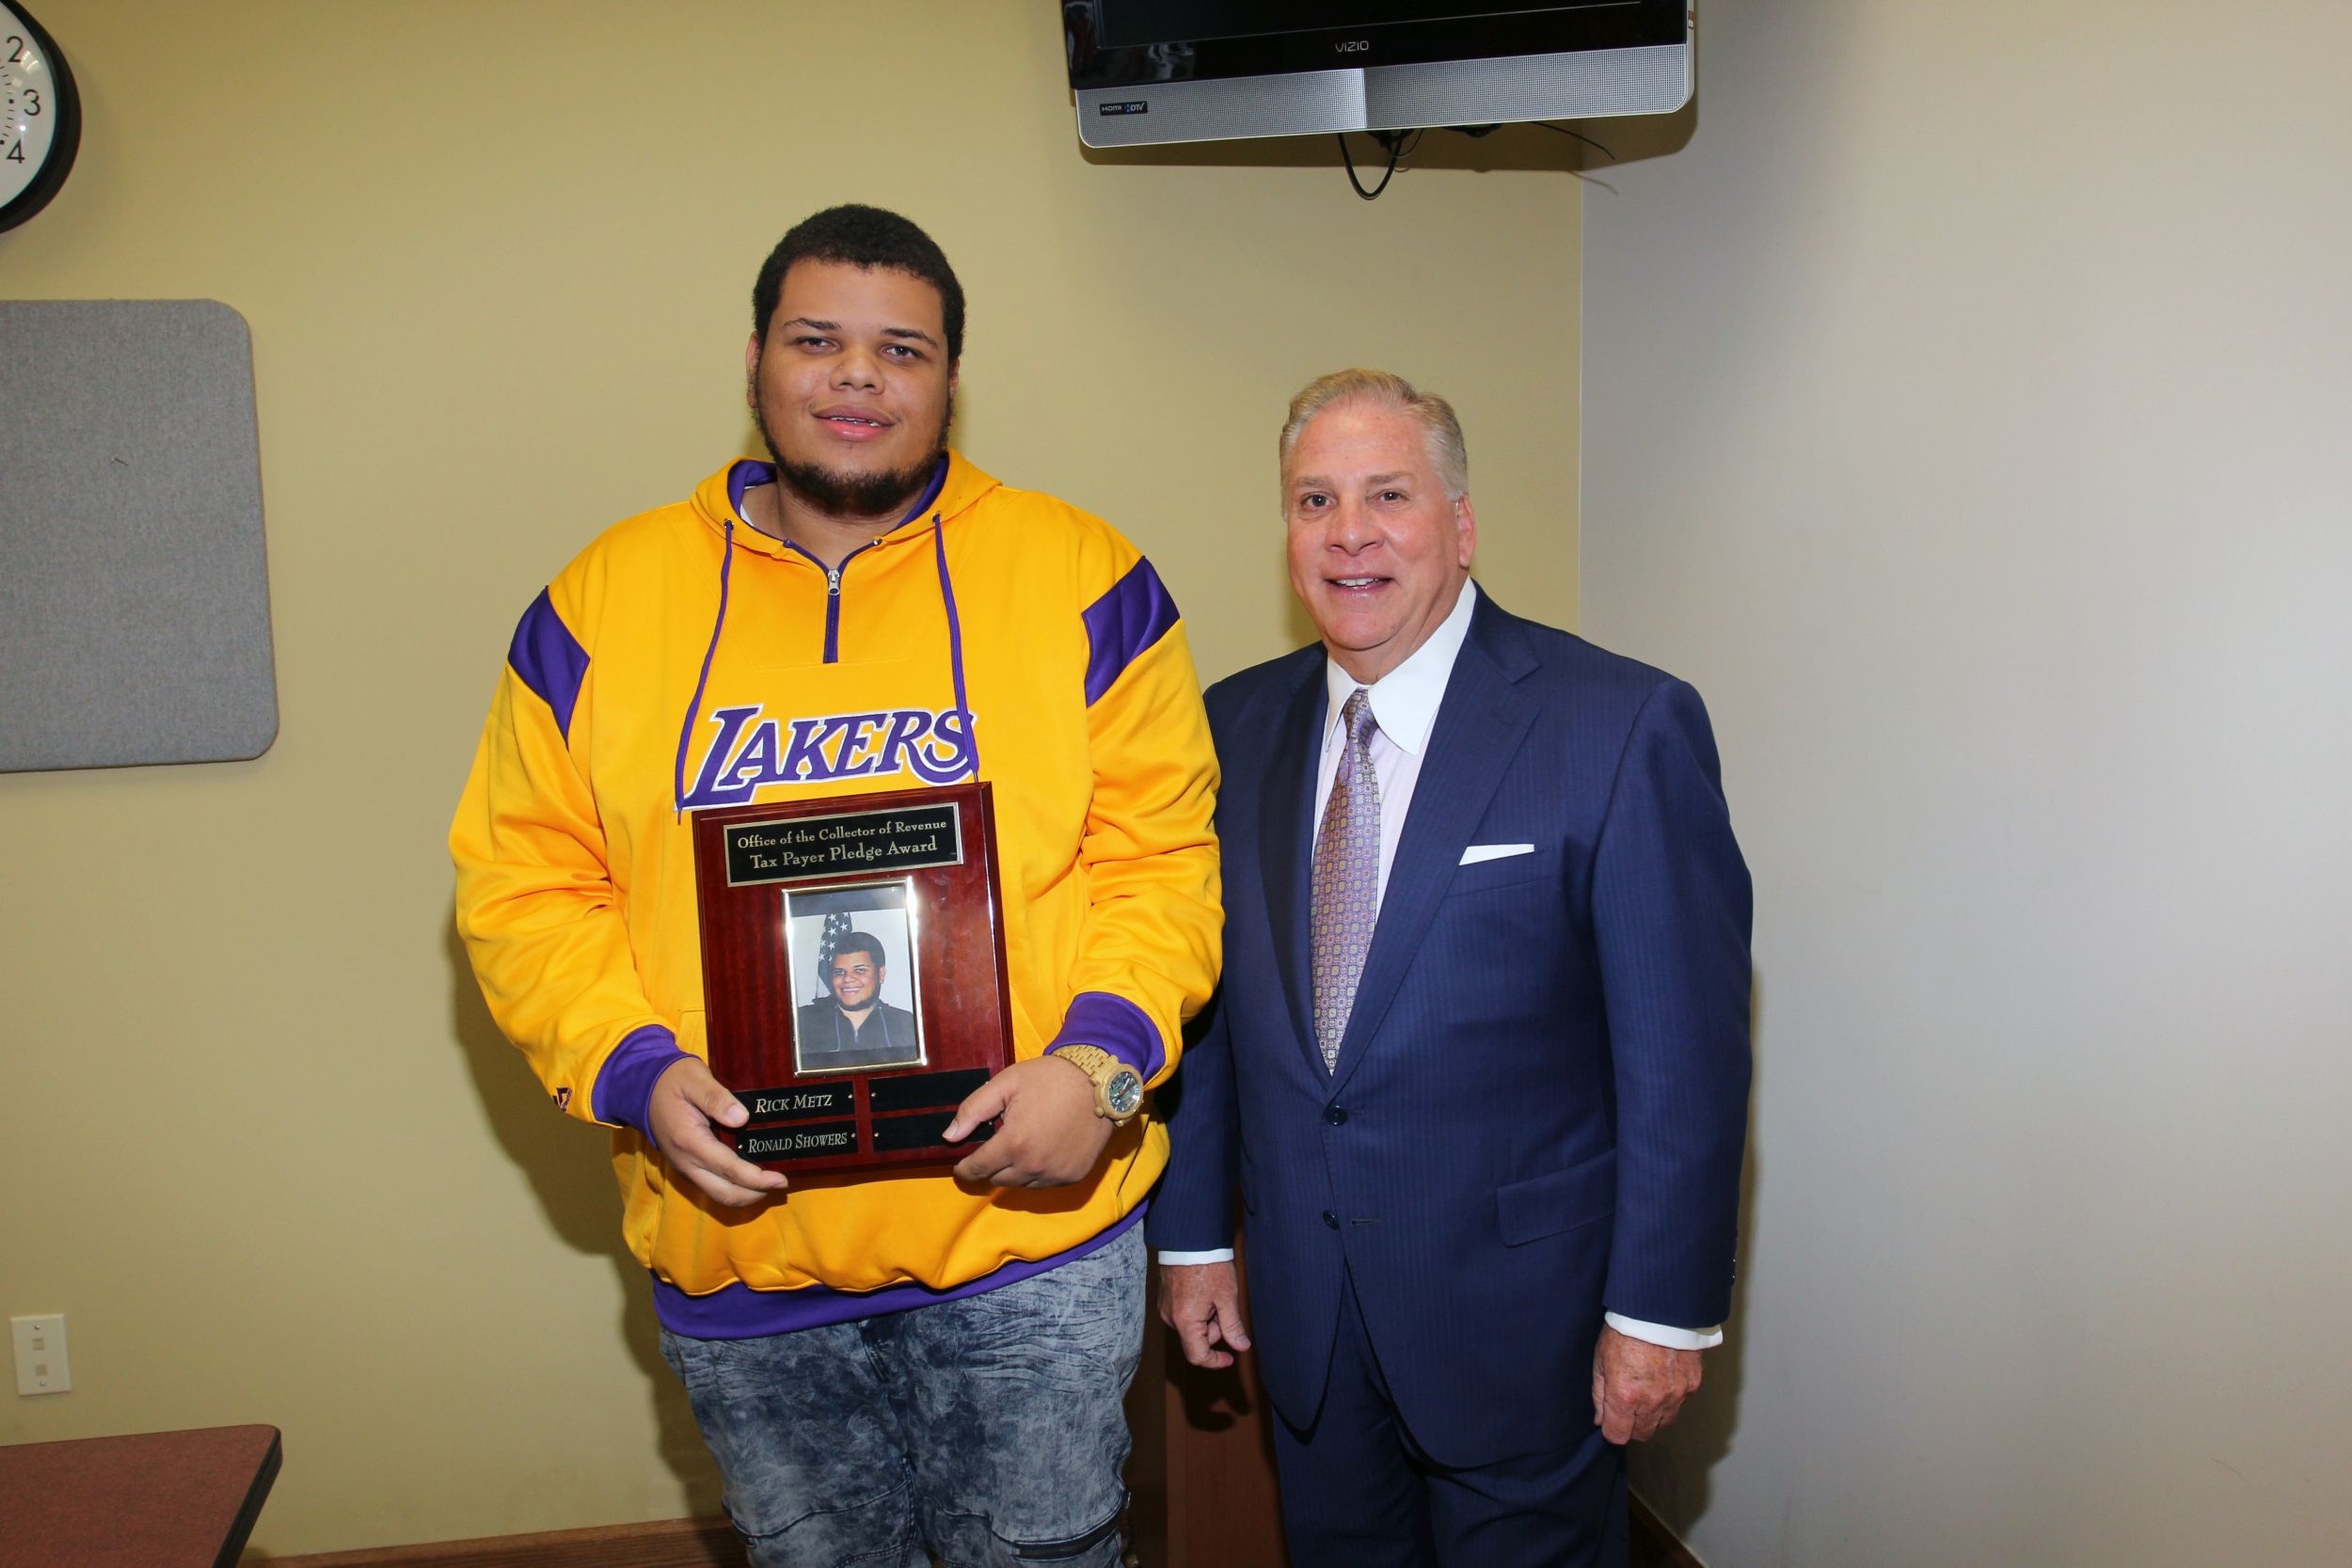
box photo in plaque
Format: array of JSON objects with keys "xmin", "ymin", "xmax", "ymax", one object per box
[
  {"xmin": 786, "ymin": 879, "xmax": 926, "ymax": 1076},
  {"xmin": 691, "ymin": 781, "xmax": 1015, "ymax": 1175}
]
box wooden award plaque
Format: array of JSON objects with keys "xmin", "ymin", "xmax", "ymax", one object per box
[{"xmin": 691, "ymin": 782, "xmax": 1013, "ymax": 1174}]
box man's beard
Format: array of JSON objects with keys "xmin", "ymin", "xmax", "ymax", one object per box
[{"xmin": 757, "ymin": 390, "xmax": 952, "ymax": 521}]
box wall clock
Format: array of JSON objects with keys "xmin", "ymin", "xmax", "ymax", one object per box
[{"xmin": 1, "ymin": 2, "xmax": 80, "ymax": 234}]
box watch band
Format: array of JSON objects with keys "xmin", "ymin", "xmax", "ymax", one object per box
[{"xmin": 1052, "ymin": 1044, "xmax": 1144, "ymax": 1125}]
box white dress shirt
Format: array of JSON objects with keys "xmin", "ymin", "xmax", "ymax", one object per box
[{"xmin": 1157, "ymin": 579, "xmax": 1721, "ymax": 1352}]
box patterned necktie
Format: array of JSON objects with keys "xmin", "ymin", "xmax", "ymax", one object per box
[{"xmin": 1311, "ymin": 689, "xmax": 1381, "ymax": 1071}]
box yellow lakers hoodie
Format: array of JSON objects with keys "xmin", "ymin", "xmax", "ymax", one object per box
[{"xmin": 451, "ymin": 452, "xmax": 1220, "ymax": 1333}]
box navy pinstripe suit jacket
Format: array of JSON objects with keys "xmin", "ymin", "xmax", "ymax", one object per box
[{"xmin": 1149, "ymin": 591, "xmax": 1753, "ymax": 1465}]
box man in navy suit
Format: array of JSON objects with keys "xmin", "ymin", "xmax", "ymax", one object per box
[{"xmin": 1149, "ymin": 371, "xmax": 1752, "ymax": 1568}]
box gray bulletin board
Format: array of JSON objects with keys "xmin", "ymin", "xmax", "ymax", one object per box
[{"xmin": 1, "ymin": 300, "xmax": 278, "ymax": 772}]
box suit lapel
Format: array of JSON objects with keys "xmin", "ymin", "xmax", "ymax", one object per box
[
  {"xmin": 1328, "ymin": 602, "xmax": 1539, "ymax": 1094},
  {"xmin": 1259, "ymin": 664, "xmax": 1327, "ymax": 1069}
]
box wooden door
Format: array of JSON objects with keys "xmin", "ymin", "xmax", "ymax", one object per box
[{"xmin": 1124, "ymin": 1253, "xmax": 1292, "ymax": 1568}]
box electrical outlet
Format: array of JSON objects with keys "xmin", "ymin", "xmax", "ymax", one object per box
[{"xmin": 12, "ymin": 1313, "xmax": 72, "ymax": 1395}]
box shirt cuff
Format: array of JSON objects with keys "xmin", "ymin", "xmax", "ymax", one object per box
[
  {"xmin": 1048, "ymin": 990, "xmax": 1167, "ymax": 1081},
  {"xmin": 591, "ymin": 1024, "xmax": 692, "ymax": 1135},
  {"xmin": 1604, "ymin": 1312, "xmax": 1723, "ymax": 1351},
  {"xmin": 1155, "ymin": 1249, "xmax": 1236, "ymax": 1266}
]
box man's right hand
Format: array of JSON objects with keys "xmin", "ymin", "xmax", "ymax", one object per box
[
  {"xmin": 647, "ymin": 1057, "xmax": 790, "ymax": 1207},
  {"xmin": 1157, "ymin": 1260, "xmax": 1253, "ymax": 1370}
]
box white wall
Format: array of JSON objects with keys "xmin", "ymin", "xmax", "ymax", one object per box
[{"xmin": 1581, "ymin": 3, "xmax": 2352, "ymax": 1563}]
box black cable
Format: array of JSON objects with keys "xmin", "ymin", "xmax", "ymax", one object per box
[
  {"xmin": 1337, "ymin": 130, "xmax": 1406, "ymax": 199},
  {"xmin": 1338, "ymin": 121, "xmax": 1598, "ymax": 198},
  {"xmin": 1531, "ymin": 121, "xmax": 1617, "ymax": 161}
]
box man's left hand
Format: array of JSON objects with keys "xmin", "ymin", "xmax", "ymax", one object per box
[
  {"xmin": 1591, "ymin": 1324, "xmax": 1703, "ymax": 1444},
  {"xmin": 946, "ymin": 1054, "xmax": 1115, "ymax": 1187}
]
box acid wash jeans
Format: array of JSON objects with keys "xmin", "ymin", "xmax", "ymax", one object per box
[{"xmin": 660, "ymin": 1226, "xmax": 1144, "ymax": 1568}]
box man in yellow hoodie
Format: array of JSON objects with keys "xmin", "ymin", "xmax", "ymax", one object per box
[{"xmin": 452, "ymin": 205, "xmax": 1220, "ymax": 1568}]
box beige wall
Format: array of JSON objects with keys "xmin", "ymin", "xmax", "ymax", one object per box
[
  {"xmin": 1582, "ymin": 2, "xmax": 2352, "ymax": 1563},
  {"xmin": 0, "ymin": 1, "xmax": 1578, "ymax": 1554}
]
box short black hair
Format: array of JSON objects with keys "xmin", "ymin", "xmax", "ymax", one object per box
[
  {"xmin": 752, "ymin": 205, "xmax": 965, "ymax": 362},
  {"xmin": 830, "ymin": 932, "xmax": 887, "ymax": 971}
]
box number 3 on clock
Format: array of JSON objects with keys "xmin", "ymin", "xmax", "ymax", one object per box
[{"xmin": 0, "ymin": 3, "xmax": 80, "ymax": 233}]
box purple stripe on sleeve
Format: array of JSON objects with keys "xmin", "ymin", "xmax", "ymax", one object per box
[
  {"xmin": 592, "ymin": 1024, "xmax": 690, "ymax": 1133},
  {"xmin": 651, "ymin": 1206, "xmax": 1144, "ymax": 1338},
  {"xmin": 1080, "ymin": 559, "xmax": 1180, "ymax": 707},
  {"xmin": 1050, "ymin": 990, "xmax": 1167, "ymax": 1082},
  {"xmin": 508, "ymin": 588, "xmax": 591, "ymax": 740}
]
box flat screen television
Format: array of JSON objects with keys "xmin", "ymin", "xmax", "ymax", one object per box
[{"xmin": 1063, "ymin": 1, "xmax": 1692, "ymax": 149}]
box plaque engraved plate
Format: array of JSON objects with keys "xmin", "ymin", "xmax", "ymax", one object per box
[
  {"xmin": 866, "ymin": 1069, "xmax": 992, "ymax": 1115},
  {"xmin": 870, "ymin": 1111, "xmax": 978, "ymax": 1153},
  {"xmin": 736, "ymin": 1083, "xmax": 857, "ymax": 1124},
  {"xmin": 723, "ymin": 801, "xmax": 963, "ymax": 886},
  {"xmin": 694, "ymin": 782, "xmax": 1015, "ymax": 1175},
  {"xmin": 739, "ymin": 1121, "xmax": 861, "ymax": 1161}
]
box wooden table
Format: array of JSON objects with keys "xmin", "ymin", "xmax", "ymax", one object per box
[{"xmin": 0, "ymin": 1424, "xmax": 281, "ymax": 1568}]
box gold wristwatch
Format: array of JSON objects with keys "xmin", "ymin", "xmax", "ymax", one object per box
[{"xmin": 1052, "ymin": 1044, "xmax": 1144, "ymax": 1125}]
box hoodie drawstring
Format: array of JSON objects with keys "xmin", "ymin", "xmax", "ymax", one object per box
[
  {"xmin": 675, "ymin": 515, "xmax": 738, "ymax": 817},
  {"xmin": 932, "ymin": 516, "xmax": 981, "ymax": 784}
]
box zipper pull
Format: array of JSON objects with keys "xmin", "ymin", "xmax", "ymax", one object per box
[{"xmin": 827, "ymin": 568, "xmax": 842, "ymax": 597}]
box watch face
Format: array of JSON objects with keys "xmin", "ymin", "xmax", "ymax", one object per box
[
  {"xmin": 1, "ymin": 4, "xmax": 80, "ymax": 232},
  {"xmin": 1104, "ymin": 1069, "xmax": 1143, "ymax": 1118}
]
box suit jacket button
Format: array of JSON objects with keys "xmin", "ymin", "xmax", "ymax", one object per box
[
  {"xmin": 1322, "ymin": 1210, "xmax": 1339, "ymax": 1229},
  {"xmin": 1325, "ymin": 1106, "xmax": 1347, "ymax": 1125}
]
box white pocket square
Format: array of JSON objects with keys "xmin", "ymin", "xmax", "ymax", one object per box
[{"xmin": 1459, "ymin": 843, "xmax": 1535, "ymax": 865}]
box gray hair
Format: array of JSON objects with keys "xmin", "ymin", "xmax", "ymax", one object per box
[{"xmin": 1278, "ymin": 369, "xmax": 1470, "ymax": 502}]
